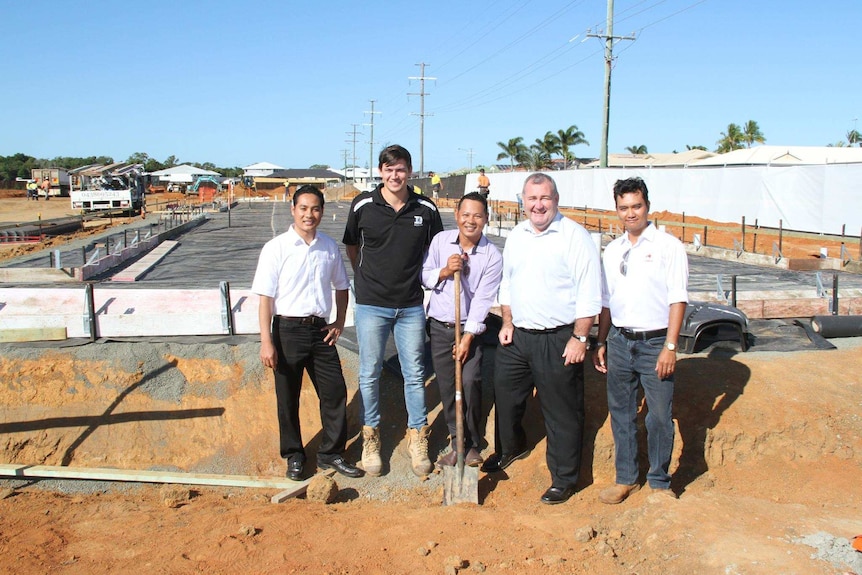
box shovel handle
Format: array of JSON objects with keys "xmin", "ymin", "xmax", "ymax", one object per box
[{"xmin": 453, "ymin": 271, "xmax": 465, "ymax": 464}]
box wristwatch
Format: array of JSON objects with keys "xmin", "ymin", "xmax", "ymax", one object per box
[
  {"xmin": 572, "ymin": 334, "xmax": 588, "ymax": 344},
  {"xmin": 665, "ymin": 342, "xmax": 677, "ymax": 351}
]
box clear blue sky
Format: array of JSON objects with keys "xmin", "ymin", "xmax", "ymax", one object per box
[{"xmin": 3, "ymin": 0, "xmax": 860, "ymax": 173}]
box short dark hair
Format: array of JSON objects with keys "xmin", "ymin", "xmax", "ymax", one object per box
[
  {"xmin": 522, "ymin": 172, "xmax": 558, "ymax": 197},
  {"xmin": 613, "ymin": 177, "xmax": 650, "ymax": 208},
  {"xmin": 293, "ymin": 184, "xmax": 324, "ymax": 207},
  {"xmin": 378, "ymin": 145, "xmax": 412, "ymax": 170},
  {"xmin": 458, "ymin": 191, "xmax": 488, "ymax": 215}
]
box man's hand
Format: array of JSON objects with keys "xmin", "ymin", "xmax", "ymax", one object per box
[
  {"xmin": 592, "ymin": 346, "xmax": 607, "ymax": 373},
  {"xmin": 322, "ymin": 321, "xmax": 344, "ymax": 346},
  {"xmin": 453, "ymin": 332, "xmax": 473, "ymax": 363},
  {"xmin": 498, "ymin": 322, "xmax": 514, "ymax": 346},
  {"xmin": 562, "ymin": 337, "xmax": 587, "ymax": 366},
  {"xmin": 655, "ymin": 347, "xmax": 676, "ymax": 379},
  {"xmin": 439, "ymin": 253, "xmax": 466, "ymax": 282},
  {"xmin": 260, "ymin": 341, "xmax": 278, "ymax": 369}
]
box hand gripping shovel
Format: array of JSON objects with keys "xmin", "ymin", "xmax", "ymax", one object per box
[{"xmin": 443, "ymin": 270, "xmax": 480, "ymax": 505}]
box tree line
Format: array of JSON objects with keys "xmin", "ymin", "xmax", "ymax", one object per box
[
  {"xmin": 0, "ymin": 152, "xmax": 244, "ymax": 184},
  {"xmin": 493, "ymin": 120, "xmax": 861, "ymax": 171}
]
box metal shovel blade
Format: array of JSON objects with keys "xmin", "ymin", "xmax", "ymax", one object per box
[{"xmin": 442, "ymin": 461, "xmax": 479, "ymax": 505}]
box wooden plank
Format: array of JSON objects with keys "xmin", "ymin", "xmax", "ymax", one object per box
[
  {"xmin": 270, "ymin": 469, "xmax": 336, "ymax": 504},
  {"xmin": 0, "ymin": 327, "xmax": 67, "ymax": 343},
  {"xmin": 111, "ymin": 240, "xmax": 179, "ymax": 282},
  {"xmin": 0, "ymin": 463, "xmax": 304, "ymax": 490}
]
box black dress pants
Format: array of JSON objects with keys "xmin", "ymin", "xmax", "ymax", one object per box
[
  {"xmin": 272, "ymin": 317, "xmax": 348, "ymax": 461},
  {"xmin": 493, "ymin": 326, "xmax": 585, "ymax": 489},
  {"xmin": 428, "ymin": 319, "xmax": 483, "ymax": 449}
]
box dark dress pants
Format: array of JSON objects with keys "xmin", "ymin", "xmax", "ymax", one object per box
[
  {"xmin": 273, "ymin": 317, "xmax": 348, "ymax": 461},
  {"xmin": 428, "ymin": 320, "xmax": 483, "ymax": 449},
  {"xmin": 493, "ymin": 327, "xmax": 585, "ymax": 489}
]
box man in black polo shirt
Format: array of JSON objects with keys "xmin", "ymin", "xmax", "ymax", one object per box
[{"xmin": 343, "ymin": 144, "xmax": 444, "ymax": 477}]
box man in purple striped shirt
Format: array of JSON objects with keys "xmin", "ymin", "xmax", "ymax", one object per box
[{"xmin": 421, "ymin": 192, "xmax": 503, "ymax": 467}]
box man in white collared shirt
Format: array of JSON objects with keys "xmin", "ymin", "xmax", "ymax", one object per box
[
  {"xmin": 593, "ymin": 177, "xmax": 688, "ymax": 504},
  {"xmin": 253, "ymin": 185, "xmax": 362, "ymax": 482},
  {"xmin": 482, "ymin": 172, "xmax": 602, "ymax": 506}
]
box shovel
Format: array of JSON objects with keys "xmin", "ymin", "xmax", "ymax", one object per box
[{"xmin": 443, "ymin": 270, "xmax": 480, "ymax": 505}]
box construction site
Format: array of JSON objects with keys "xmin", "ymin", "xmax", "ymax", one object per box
[{"xmin": 1, "ymin": 184, "xmax": 861, "ymax": 575}]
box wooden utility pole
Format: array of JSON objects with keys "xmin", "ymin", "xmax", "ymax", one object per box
[
  {"xmin": 364, "ymin": 100, "xmax": 380, "ymax": 177},
  {"xmin": 588, "ymin": 0, "xmax": 635, "ymax": 168}
]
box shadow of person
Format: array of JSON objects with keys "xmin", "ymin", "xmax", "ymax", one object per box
[{"xmin": 671, "ymin": 347, "xmax": 750, "ymax": 492}]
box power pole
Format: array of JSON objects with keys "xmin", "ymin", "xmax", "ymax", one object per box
[
  {"xmin": 408, "ymin": 63, "xmax": 435, "ymax": 177},
  {"xmin": 459, "ymin": 147, "xmax": 475, "ymax": 171},
  {"xmin": 346, "ymin": 124, "xmax": 362, "ymax": 183},
  {"xmin": 587, "ymin": 0, "xmax": 635, "ymax": 168},
  {"xmin": 364, "ymin": 100, "xmax": 381, "ymax": 178},
  {"xmin": 340, "ymin": 149, "xmax": 349, "ymax": 187}
]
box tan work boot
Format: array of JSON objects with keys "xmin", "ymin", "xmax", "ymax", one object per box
[
  {"xmin": 599, "ymin": 483, "xmax": 641, "ymax": 505},
  {"xmin": 361, "ymin": 426, "xmax": 382, "ymax": 476},
  {"xmin": 406, "ymin": 425, "xmax": 433, "ymax": 476}
]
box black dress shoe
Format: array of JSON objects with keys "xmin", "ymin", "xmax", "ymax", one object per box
[
  {"xmin": 317, "ymin": 455, "xmax": 364, "ymax": 478},
  {"xmin": 287, "ymin": 457, "xmax": 305, "ymax": 481},
  {"xmin": 479, "ymin": 448, "xmax": 530, "ymax": 473},
  {"xmin": 540, "ymin": 485, "xmax": 575, "ymax": 505}
]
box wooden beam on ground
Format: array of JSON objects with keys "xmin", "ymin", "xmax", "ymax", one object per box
[
  {"xmin": 0, "ymin": 463, "xmax": 305, "ymax": 490},
  {"xmin": 0, "ymin": 327, "xmax": 67, "ymax": 343}
]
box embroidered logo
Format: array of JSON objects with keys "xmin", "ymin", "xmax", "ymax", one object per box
[{"xmin": 413, "ymin": 216, "xmax": 423, "ymax": 226}]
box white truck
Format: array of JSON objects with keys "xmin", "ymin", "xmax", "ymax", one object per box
[{"xmin": 70, "ymin": 163, "xmax": 145, "ymax": 213}]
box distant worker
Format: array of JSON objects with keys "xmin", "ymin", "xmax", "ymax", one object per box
[
  {"xmin": 430, "ymin": 171, "xmax": 443, "ymax": 201},
  {"xmin": 40, "ymin": 177, "xmax": 50, "ymax": 201},
  {"xmin": 26, "ymin": 179, "xmax": 38, "ymax": 201},
  {"xmin": 477, "ymin": 168, "xmax": 490, "ymax": 199},
  {"xmin": 252, "ymin": 184, "xmax": 363, "ymax": 482}
]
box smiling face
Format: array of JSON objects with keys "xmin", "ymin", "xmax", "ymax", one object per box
[
  {"xmin": 615, "ymin": 189, "xmax": 650, "ymax": 238},
  {"xmin": 291, "ymin": 190, "xmax": 323, "ymax": 241},
  {"xmin": 378, "ymin": 160, "xmax": 411, "ymax": 195},
  {"xmin": 456, "ymin": 198, "xmax": 488, "ymax": 244},
  {"xmin": 523, "ymin": 178, "xmax": 559, "ymax": 233}
]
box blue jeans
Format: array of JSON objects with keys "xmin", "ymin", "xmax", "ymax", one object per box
[
  {"xmin": 606, "ymin": 326, "xmax": 675, "ymax": 489},
  {"xmin": 354, "ymin": 304, "xmax": 427, "ymax": 430}
]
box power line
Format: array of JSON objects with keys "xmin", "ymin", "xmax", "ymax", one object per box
[{"xmin": 408, "ymin": 63, "xmax": 436, "ymax": 177}]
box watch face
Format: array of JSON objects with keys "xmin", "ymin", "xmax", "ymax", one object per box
[{"xmin": 666, "ymin": 343, "xmax": 676, "ymax": 351}]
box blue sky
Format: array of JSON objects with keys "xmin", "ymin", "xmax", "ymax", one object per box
[{"xmin": 2, "ymin": 0, "xmax": 860, "ymax": 173}]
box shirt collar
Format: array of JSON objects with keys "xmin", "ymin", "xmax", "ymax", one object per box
[
  {"xmin": 449, "ymin": 231, "xmax": 489, "ymax": 255},
  {"xmin": 287, "ymin": 224, "xmax": 317, "ymax": 246},
  {"xmin": 623, "ymin": 222, "xmax": 655, "ymax": 247}
]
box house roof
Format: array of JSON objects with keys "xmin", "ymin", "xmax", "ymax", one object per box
[
  {"xmin": 688, "ymin": 145, "xmax": 862, "ymax": 166},
  {"xmin": 243, "ymin": 161, "xmax": 285, "ymax": 171},
  {"xmin": 263, "ymin": 169, "xmax": 343, "ymax": 180},
  {"xmin": 148, "ymin": 164, "xmax": 221, "ymax": 177},
  {"xmin": 581, "ymin": 149, "xmax": 717, "ymax": 168}
]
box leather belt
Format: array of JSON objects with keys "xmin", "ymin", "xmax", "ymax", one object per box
[
  {"xmin": 517, "ymin": 323, "xmax": 573, "ymax": 335},
  {"xmin": 429, "ymin": 317, "xmax": 465, "ymax": 330},
  {"xmin": 276, "ymin": 315, "xmax": 326, "ymax": 326},
  {"xmin": 617, "ymin": 326, "xmax": 668, "ymax": 340}
]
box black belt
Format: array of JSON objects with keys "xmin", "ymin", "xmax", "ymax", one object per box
[
  {"xmin": 517, "ymin": 323, "xmax": 573, "ymax": 335},
  {"xmin": 429, "ymin": 317, "xmax": 465, "ymax": 330},
  {"xmin": 617, "ymin": 326, "xmax": 667, "ymax": 340},
  {"xmin": 276, "ymin": 315, "xmax": 326, "ymax": 326}
]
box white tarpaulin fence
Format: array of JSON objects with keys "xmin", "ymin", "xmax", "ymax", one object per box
[{"xmin": 467, "ymin": 164, "xmax": 862, "ymax": 235}]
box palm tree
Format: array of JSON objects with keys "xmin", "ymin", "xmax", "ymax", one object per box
[
  {"xmin": 686, "ymin": 145, "xmax": 708, "ymax": 151},
  {"xmin": 716, "ymin": 124, "xmax": 744, "ymax": 153},
  {"xmin": 534, "ymin": 132, "xmax": 561, "ymax": 166},
  {"xmin": 496, "ymin": 137, "xmax": 527, "ymax": 172},
  {"xmin": 742, "ymin": 120, "xmax": 766, "ymax": 148},
  {"xmin": 847, "ymin": 129, "xmax": 861, "ymax": 147},
  {"xmin": 556, "ymin": 125, "xmax": 588, "ymax": 170},
  {"xmin": 625, "ymin": 145, "xmax": 648, "ymax": 154},
  {"xmin": 523, "ymin": 146, "xmax": 552, "ymax": 171}
]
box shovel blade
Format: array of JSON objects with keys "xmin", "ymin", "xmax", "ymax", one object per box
[{"xmin": 442, "ymin": 464, "xmax": 479, "ymax": 505}]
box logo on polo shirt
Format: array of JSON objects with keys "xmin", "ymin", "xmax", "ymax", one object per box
[{"xmin": 414, "ymin": 216, "xmax": 423, "ymax": 226}]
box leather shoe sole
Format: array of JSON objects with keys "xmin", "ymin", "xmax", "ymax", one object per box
[
  {"xmin": 317, "ymin": 456, "xmax": 364, "ymax": 478},
  {"xmin": 480, "ymin": 448, "xmax": 530, "ymax": 473},
  {"xmin": 541, "ymin": 486, "xmax": 575, "ymax": 505}
]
